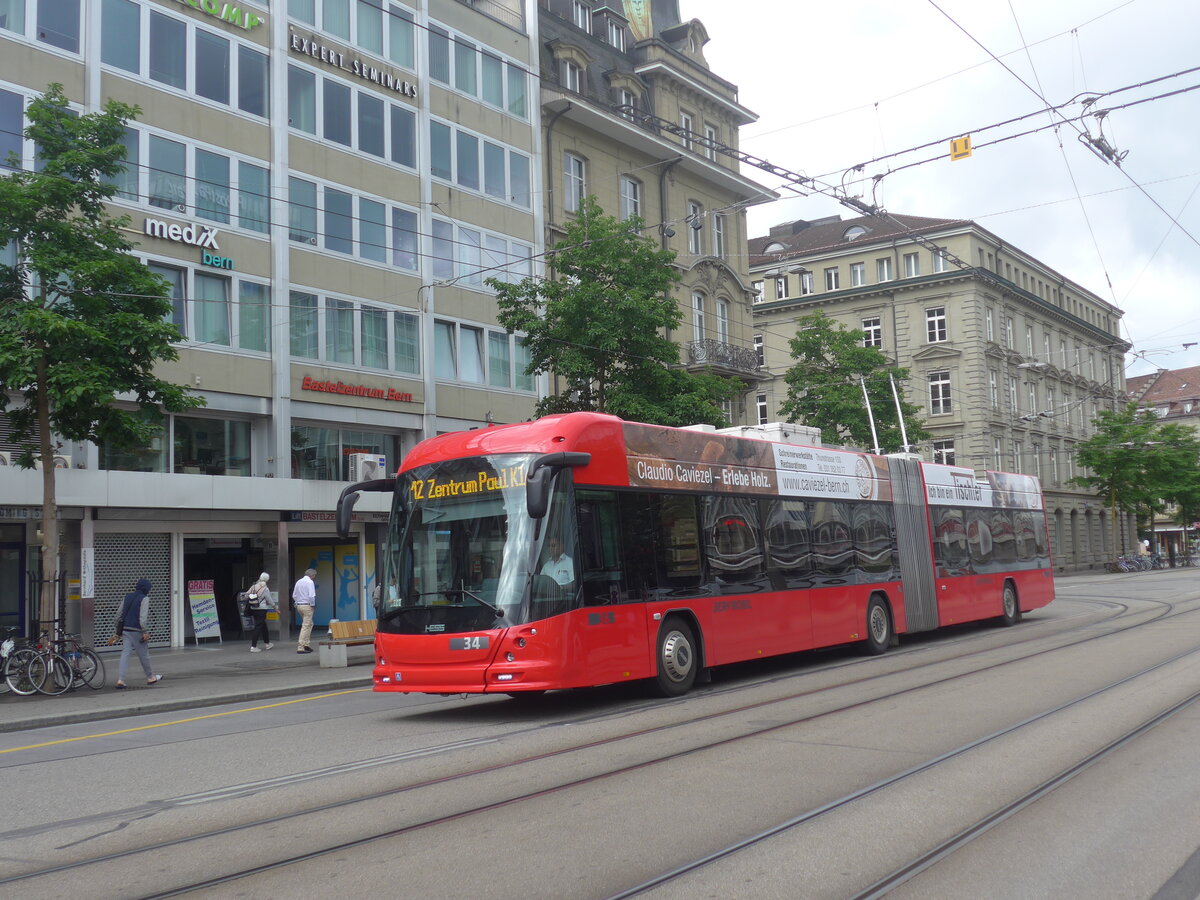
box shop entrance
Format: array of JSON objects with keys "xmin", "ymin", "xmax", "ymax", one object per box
[
  {"xmin": 0, "ymin": 540, "xmax": 26, "ymax": 634},
  {"xmin": 183, "ymin": 538, "xmax": 264, "ymax": 640}
]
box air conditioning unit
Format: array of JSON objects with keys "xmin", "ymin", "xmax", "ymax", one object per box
[
  {"xmin": 31, "ymin": 455, "xmax": 72, "ymax": 469},
  {"xmin": 0, "ymin": 451, "xmax": 10, "ymax": 466},
  {"xmin": 348, "ymin": 453, "xmax": 387, "ymax": 481}
]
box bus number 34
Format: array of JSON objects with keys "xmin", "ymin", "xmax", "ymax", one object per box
[{"xmin": 449, "ymin": 636, "xmax": 489, "ymax": 650}]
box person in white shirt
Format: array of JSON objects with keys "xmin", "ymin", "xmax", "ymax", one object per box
[
  {"xmin": 292, "ymin": 568, "xmax": 317, "ymax": 654},
  {"xmin": 540, "ymin": 537, "xmax": 574, "ymax": 588}
]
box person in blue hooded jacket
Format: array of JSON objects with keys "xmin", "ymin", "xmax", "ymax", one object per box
[{"xmin": 115, "ymin": 578, "xmax": 164, "ymax": 689}]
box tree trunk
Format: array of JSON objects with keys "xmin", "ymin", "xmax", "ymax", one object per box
[{"xmin": 36, "ymin": 354, "xmax": 58, "ymax": 634}]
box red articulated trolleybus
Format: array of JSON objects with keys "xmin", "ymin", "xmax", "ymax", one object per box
[{"xmin": 336, "ymin": 413, "xmax": 1054, "ymax": 697}]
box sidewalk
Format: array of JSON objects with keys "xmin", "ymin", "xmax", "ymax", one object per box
[{"xmin": 0, "ymin": 637, "xmax": 374, "ymax": 734}]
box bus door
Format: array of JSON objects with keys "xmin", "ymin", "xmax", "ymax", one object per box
[{"xmin": 572, "ymin": 491, "xmax": 652, "ymax": 684}]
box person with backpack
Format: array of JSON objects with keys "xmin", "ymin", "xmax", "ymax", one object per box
[
  {"xmin": 246, "ymin": 572, "xmax": 275, "ymax": 652},
  {"xmin": 114, "ymin": 577, "xmax": 163, "ymax": 689}
]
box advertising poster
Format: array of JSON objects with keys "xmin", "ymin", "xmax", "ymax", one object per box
[{"xmin": 186, "ymin": 579, "xmax": 222, "ymax": 640}]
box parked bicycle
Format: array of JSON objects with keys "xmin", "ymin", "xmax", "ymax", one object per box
[
  {"xmin": 3, "ymin": 625, "xmax": 105, "ymax": 696},
  {"xmin": 1, "ymin": 626, "xmax": 41, "ymax": 696}
]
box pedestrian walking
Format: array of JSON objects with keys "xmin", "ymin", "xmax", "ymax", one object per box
[
  {"xmin": 115, "ymin": 577, "xmax": 164, "ymax": 689},
  {"xmin": 292, "ymin": 568, "xmax": 317, "ymax": 654},
  {"xmin": 246, "ymin": 572, "xmax": 275, "ymax": 652}
]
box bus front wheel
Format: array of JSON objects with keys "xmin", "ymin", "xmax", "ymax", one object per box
[
  {"xmin": 654, "ymin": 618, "xmax": 698, "ymax": 697},
  {"xmin": 864, "ymin": 596, "xmax": 891, "ymax": 655}
]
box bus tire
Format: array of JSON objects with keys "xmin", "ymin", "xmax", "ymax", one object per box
[
  {"xmin": 998, "ymin": 581, "xmax": 1021, "ymax": 627},
  {"xmin": 654, "ymin": 617, "xmax": 698, "ymax": 697},
  {"xmin": 863, "ymin": 595, "xmax": 891, "ymax": 655}
]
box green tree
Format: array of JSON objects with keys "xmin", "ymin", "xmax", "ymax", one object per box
[
  {"xmin": 0, "ymin": 85, "xmax": 202, "ymax": 627},
  {"xmin": 1072, "ymin": 403, "xmax": 1200, "ymax": 555},
  {"xmin": 778, "ymin": 311, "xmax": 929, "ymax": 452},
  {"xmin": 487, "ymin": 196, "xmax": 740, "ymax": 427}
]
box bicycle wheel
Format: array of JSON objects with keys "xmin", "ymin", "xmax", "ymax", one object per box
[
  {"xmin": 3, "ymin": 648, "xmax": 41, "ymax": 695},
  {"xmin": 77, "ymin": 649, "xmax": 105, "ymax": 689},
  {"xmin": 30, "ymin": 652, "xmax": 74, "ymax": 696}
]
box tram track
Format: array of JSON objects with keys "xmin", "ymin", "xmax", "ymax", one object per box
[{"xmin": 0, "ymin": 594, "xmax": 1192, "ymax": 896}]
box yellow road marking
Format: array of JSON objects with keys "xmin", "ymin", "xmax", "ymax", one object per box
[{"xmin": 0, "ymin": 688, "xmax": 371, "ymax": 754}]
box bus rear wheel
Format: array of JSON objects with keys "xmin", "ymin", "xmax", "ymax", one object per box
[
  {"xmin": 654, "ymin": 618, "xmax": 698, "ymax": 697},
  {"xmin": 998, "ymin": 582, "xmax": 1021, "ymax": 627},
  {"xmin": 863, "ymin": 596, "xmax": 891, "ymax": 655}
]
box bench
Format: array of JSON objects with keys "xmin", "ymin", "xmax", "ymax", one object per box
[{"xmin": 318, "ymin": 619, "xmax": 376, "ymax": 668}]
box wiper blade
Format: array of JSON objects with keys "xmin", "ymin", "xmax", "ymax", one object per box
[{"xmin": 447, "ymin": 588, "xmax": 504, "ymax": 619}]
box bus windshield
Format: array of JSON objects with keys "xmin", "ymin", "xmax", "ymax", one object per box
[{"xmin": 379, "ymin": 453, "xmax": 568, "ymax": 633}]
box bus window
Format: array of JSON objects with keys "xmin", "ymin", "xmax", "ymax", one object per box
[
  {"xmin": 852, "ymin": 502, "xmax": 897, "ymax": 582},
  {"xmin": 933, "ymin": 507, "xmax": 970, "ymax": 576},
  {"xmin": 1031, "ymin": 511, "xmax": 1050, "ymax": 566},
  {"xmin": 701, "ymin": 495, "xmax": 765, "ymax": 589},
  {"xmin": 1013, "ymin": 510, "xmax": 1037, "ymax": 565},
  {"xmin": 764, "ymin": 498, "xmax": 812, "ymax": 590},
  {"xmin": 532, "ymin": 471, "xmax": 580, "ymax": 619},
  {"xmin": 618, "ymin": 492, "xmax": 658, "ymax": 602},
  {"xmin": 990, "ymin": 510, "xmax": 1017, "ymax": 565},
  {"xmin": 577, "ymin": 490, "xmax": 624, "ymax": 606},
  {"xmin": 657, "ymin": 493, "xmax": 705, "ymax": 596},
  {"xmin": 811, "ymin": 501, "xmax": 853, "ymax": 584},
  {"xmin": 965, "ymin": 508, "xmax": 995, "ymax": 571}
]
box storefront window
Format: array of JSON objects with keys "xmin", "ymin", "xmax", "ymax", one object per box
[
  {"xmin": 291, "ymin": 425, "xmax": 401, "ymax": 481},
  {"xmin": 174, "ymin": 417, "xmax": 250, "ymax": 475},
  {"xmin": 100, "ymin": 418, "xmax": 168, "ymax": 472}
]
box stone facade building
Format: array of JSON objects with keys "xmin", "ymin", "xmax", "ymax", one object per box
[{"xmin": 748, "ymin": 213, "xmax": 1132, "ymax": 572}]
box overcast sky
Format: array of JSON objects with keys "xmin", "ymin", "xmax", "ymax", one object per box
[{"xmin": 682, "ymin": 0, "xmax": 1200, "ymax": 381}]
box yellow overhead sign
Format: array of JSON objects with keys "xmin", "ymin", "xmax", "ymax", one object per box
[{"xmin": 950, "ymin": 136, "xmax": 973, "ymax": 160}]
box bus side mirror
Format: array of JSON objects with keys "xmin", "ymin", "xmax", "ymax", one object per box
[
  {"xmin": 525, "ymin": 452, "xmax": 591, "ymax": 519},
  {"xmin": 336, "ymin": 478, "xmax": 396, "ymax": 538}
]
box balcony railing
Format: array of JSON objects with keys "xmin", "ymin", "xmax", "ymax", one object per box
[
  {"xmin": 456, "ymin": 0, "xmax": 524, "ymax": 31},
  {"xmin": 684, "ymin": 339, "xmax": 760, "ymax": 376}
]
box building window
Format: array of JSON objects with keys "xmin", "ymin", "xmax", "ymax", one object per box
[
  {"xmin": 619, "ymin": 175, "xmax": 641, "ymax": 220},
  {"xmin": 1025, "ymin": 324, "xmax": 1034, "ymax": 357},
  {"xmin": 1049, "ymin": 447, "xmax": 1059, "ymax": 485},
  {"xmin": 753, "ymin": 333, "xmax": 764, "ymax": 367},
  {"xmin": 679, "ymin": 111, "xmax": 693, "ymax": 149},
  {"xmin": 933, "ymin": 249, "xmax": 950, "ymax": 273},
  {"xmin": 993, "ymin": 438, "xmax": 1003, "ymax": 471},
  {"xmin": 800, "ymin": 271, "xmax": 814, "ymax": 295},
  {"xmin": 751, "ymin": 280, "xmax": 764, "ymax": 304},
  {"xmin": 903, "ymin": 252, "xmax": 920, "ymax": 277},
  {"xmin": 715, "ymin": 297, "xmax": 729, "ymax": 342},
  {"xmin": 862, "ymin": 316, "xmax": 882, "ymax": 349},
  {"xmin": 926, "ymin": 307, "xmax": 947, "ymax": 343},
  {"xmin": 1004, "ymin": 317, "xmax": 1014, "ymax": 350},
  {"xmin": 876, "ymin": 257, "xmax": 893, "ymax": 282},
  {"xmin": 617, "ymin": 87, "xmax": 638, "ymax": 116},
  {"xmin": 1032, "ymin": 443, "xmax": 1042, "ymax": 479},
  {"xmin": 691, "ymin": 292, "xmax": 705, "ymax": 342},
  {"xmin": 985, "ymin": 307, "xmax": 994, "ymax": 342},
  {"xmin": 1008, "ymin": 377, "xmax": 1018, "ymax": 413},
  {"xmin": 561, "ymin": 59, "xmax": 582, "ymax": 92},
  {"xmin": 1046, "ymin": 386, "xmax": 1056, "ymax": 417},
  {"xmin": 1012, "ymin": 440, "xmax": 1023, "ymax": 474},
  {"xmin": 929, "ymin": 371, "xmax": 952, "ymax": 415},
  {"xmin": 1027, "ymin": 383, "xmax": 1037, "ymax": 415},
  {"xmin": 703, "ymin": 123, "xmax": 717, "ymax": 160},
  {"xmin": 563, "ymin": 152, "xmax": 585, "ymax": 213},
  {"xmin": 756, "ymin": 393, "xmax": 768, "ymax": 426},
  {"xmin": 824, "ymin": 267, "xmax": 839, "ymax": 291},
  {"xmin": 687, "ymin": 201, "xmax": 702, "ymax": 254},
  {"xmin": 607, "ymin": 17, "xmax": 625, "ymax": 50},
  {"xmin": 932, "ymin": 440, "xmax": 955, "ymax": 465},
  {"xmin": 850, "ymin": 262, "xmax": 865, "ymax": 286},
  {"xmin": 713, "ymin": 214, "xmax": 726, "ymax": 258},
  {"xmin": 572, "ymin": 0, "xmax": 591, "ymax": 31},
  {"xmin": 774, "ymin": 276, "xmax": 788, "ymax": 300},
  {"xmin": 989, "ymin": 371, "xmax": 999, "ymax": 409}
]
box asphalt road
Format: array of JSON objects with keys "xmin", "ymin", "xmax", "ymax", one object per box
[{"xmin": 2, "ymin": 569, "xmax": 1199, "ymax": 900}]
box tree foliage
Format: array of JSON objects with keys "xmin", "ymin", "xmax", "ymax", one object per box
[
  {"xmin": 487, "ymin": 196, "xmax": 741, "ymax": 428},
  {"xmin": 778, "ymin": 311, "xmax": 930, "ymax": 453},
  {"xmin": 0, "ymin": 84, "xmax": 202, "ymax": 622},
  {"xmin": 1072, "ymin": 403, "xmax": 1200, "ymax": 552}
]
